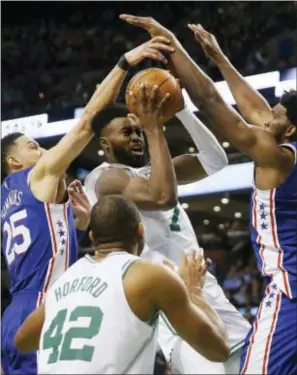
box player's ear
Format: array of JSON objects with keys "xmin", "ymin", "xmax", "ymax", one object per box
[
  {"xmin": 100, "ymin": 137, "xmax": 110, "ymax": 152},
  {"xmin": 285, "ymin": 124, "xmax": 296, "ymax": 139},
  {"xmin": 136, "ymin": 222, "xmax": 144, "ymax": 240},
  {"xmin": 7, "ymin": 155, "xmax": 23, "ymax": 171},
  {"xmin": 136, "ymin": 222, "xmax": 145, "ymax": 256},
  {"xmin": 89, "ymin": 230, "xmax": 94, "ymax": 242}
]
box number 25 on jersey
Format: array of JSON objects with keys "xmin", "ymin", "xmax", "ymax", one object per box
[{"xmin": 2, "ymin": 209, "xmax": 32, "ymax": 265}]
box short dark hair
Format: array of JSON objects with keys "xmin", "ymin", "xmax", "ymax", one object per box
[
  {"xmin": 1, "ymin": 132, "xmax": 24, "ymax": 181},
  {"xmin": 91, "ymin": 103, "xmax": 129, "ymax": 138},
  {"xmin": 90, "ymin": 194, "xmax": 141, "ymax": 246},
  {"xmin": 280, "ymin": 90, "xmax": 297, "ymax": 126}
]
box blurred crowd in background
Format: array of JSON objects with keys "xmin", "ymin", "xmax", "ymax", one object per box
[{"xmin": 2, "ymin": 1, "xmax": 297, "ymax": 120}]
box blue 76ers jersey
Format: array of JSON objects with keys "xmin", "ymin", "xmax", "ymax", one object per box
[
  {"xmin": 250, "ymin": 141, "xmax": 297, "ymax": 299},
  {"xmin": 1, "ymin": 168, "xmax": 78, "ymax": 306}
]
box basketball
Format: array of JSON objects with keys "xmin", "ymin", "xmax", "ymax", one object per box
[{"xmin": 125, "ymin": 68, "xmax": 184, "ymax": 121}]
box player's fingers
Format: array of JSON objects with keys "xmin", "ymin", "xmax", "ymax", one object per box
[
  {"xmin": 148, "ymin": 42, "xmax": 175, "ymax": 53},
  {"xmin": 128, "ymin": 90, "xmax": 137, "ymax": 106},
  {"xmin": 157, "ymin": 93, "xmax": 171, "ymax": 115},
  {"xmin": 71, "ymin": 179, "xmax": 82, "ymax": 193},
  {"xmin": 188, "ymin": 24, "xmax": 203, "ymax": 42},
  {"xmin": 151, "ymin": 36, "xmax": 172, "ymax": 45},
  {"xmin": 149, "ymin": 85, "xmax": 159, "ymax": 105},
  {"xmin": 75, "ymin": 180, "xmax": 84, "ymax": 194},
  {"xmin": 139, "ymin": 83, "xmax": 147, "ymax": 102},
  {"xmin": 187, "ymin": 24, "xmax": 197, "ymax": 33},
  {"xmin": 119, "ymin": 14, "xmax": 150, "ymax": 28},
  {"xmin": 142, "ymin": 50, "xmax": 167, "ymax": 64},
  {"xmin": 67, "ymin": 187, "xmax": 76, "ymax": 197}
]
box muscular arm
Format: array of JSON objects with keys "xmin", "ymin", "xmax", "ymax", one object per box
[
  {"xmin": 214, "ymin": 55, "xmax": 272, "ymax": 127},
  {"xmin": 128, "ymin": 262, "xmax": 229, "ymax": 362},
  {"xmin": 96, "ymin": 128, "xmax": 178, "ymax": 210},
  {"xmin": 14, "ymin": 303, "xmax": 45, "ymax": 353},
  {"xmin": 31, "ymin": 66, "xmax": 127, "ymax": 182},
  {"xmin": 173, "ymin": 154, "xmax": 208, "ymax": 184},
  {"xmin": 169, "ymin": 38, "xmax": 293, "ymax": 170}
]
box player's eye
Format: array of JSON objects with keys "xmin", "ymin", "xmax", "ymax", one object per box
[
  {"xmin": 122, "ymin": 127, "xmax": 132, "ymax": 136},
  {"xmin": 29, "ymin": 143, "xmax": 38, "ymax": 150},
  {"xmin": 136, "ymin": 129, "xmax": 143, "ymax": 136}
]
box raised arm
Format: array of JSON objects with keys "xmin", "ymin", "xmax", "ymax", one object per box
[
  {"xmin": 96, "ymin": 85, "xmax": 178, "ymax": 211},
  {"xmin": 193, "ymin": 25, "xmax": 272, "ymax": 127},
  {"xmin": 30, "ymin": 37, "xmax": 174, "ymax": 199},
  {"xmin": 170, "ymin": 24, "xmax": 294, "ymax": 171},
  {"xmin": 120, "ymin": 15, "xmax": 295, "ymax": 172}
]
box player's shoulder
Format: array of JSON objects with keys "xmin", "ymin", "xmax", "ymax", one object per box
[
  {"xmin": 85, "ymin": 163, "xmax": 135, "ymax": 187},
  {"xmin": 1, "ymin": 168, "xmax": 32, "ymax": 192},
  {"xmin": 125, "ymin": 258, "xmax": 182, "ymax": 291}
]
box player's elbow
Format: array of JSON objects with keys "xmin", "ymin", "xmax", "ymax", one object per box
[
  {"xmin": 199, "ymin": 336, "xmax": 229, "ymax": 362},
  {"xmin": 155, "ymin": 193, "xmax": 178, "ymax": 210},
  {"xmin": 209, "ymin": 339, "xmax": 230, "ymax": 362},
  {"xmin": 196, "ymin": 323, "xmax": 230, "ymax": 362}
]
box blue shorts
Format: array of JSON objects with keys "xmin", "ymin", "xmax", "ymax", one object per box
[
  {"xmin": 240, "ymin": 283, "xmax": 297, "ymax": 374},
  {"xmin": 1, "ymin": 292, "xmax": 39, "ymax": 375}
]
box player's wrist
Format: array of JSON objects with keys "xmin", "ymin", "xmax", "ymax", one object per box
[
  {"xmin": 117, "ymin": 54, "xmax": 131, "ymax": 71},
  {"xmin": 74, "ymin": 216, "xmax": 90, "ymax": 231},
  {"xmin": 144, "ymin": 126, "xmax": 165, "ymax": 138},
  {"xmin": 215, "ymin": 54, "xmax": 230, "ymax": 68}
]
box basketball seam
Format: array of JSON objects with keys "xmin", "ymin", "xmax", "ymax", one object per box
[{"xmin": 126, "ymin": 68, "xmax": 162, "ymax": 96}]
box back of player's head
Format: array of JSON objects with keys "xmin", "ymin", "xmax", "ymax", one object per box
[
  {"xmin": 280, "ymin": 90, "xmax": 297, "ymax": 127},
  {"xmin": 91, "ymin": 103, "xmax": 129, "ymax": 138},
  {"xmin": 90, "ymin": 194, "xmax": 143, "ymax": 252},
  {"xmin": 1, "ymin": 132, "xmax": 24, "ymax": 181}
]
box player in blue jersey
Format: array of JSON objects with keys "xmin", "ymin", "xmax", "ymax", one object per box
[
  {"xmin": 1, "ymin": 36, "xmax": 175, "ymax": 375},
  {"xmin": 120, "ymin": 15, "xmax": 297, "ymax": 375}
]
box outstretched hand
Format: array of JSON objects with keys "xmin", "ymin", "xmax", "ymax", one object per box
[
  {"xmin": 68, "ymin": 180, "xmax": 91, "ymax": 230},
  {"xmin": 120, "ymin": 14, "xmax": 174, "ymax": 40},
  {"xmin": 163, "ymin": 249, "xmax": 207, "ymax": 294},
  {"xmin": 125, "ymin": 36, "xmax": 174, "ymax": 66},
  {"xmin": 187, "ymin": 24, "xmax": 225, "ymax": 64}
]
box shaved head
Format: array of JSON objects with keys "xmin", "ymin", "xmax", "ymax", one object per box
[{"xmin": 90, "ymin": 194, "xmax": 144, "ymax": 255}]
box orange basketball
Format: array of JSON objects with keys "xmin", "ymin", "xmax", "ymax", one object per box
[{"xmin": 125, "ymin": 68, "xmax": 184, "ymax": 122}]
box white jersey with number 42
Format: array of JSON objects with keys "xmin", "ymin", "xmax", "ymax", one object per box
[
  {"xmin": 85, "ymin": 163, "xmax": 251, "ymax": 354},
  {"xmin": 38, "ymin": 252, "xmax": 159, "ymax": 374}
]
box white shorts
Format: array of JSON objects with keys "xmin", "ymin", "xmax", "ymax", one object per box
[
  {"xmin": 159, "ymin": 317, "xmax": 242, "ymax": 375},
  {"xmin": 170, "ymin": 337, "xmax": 226, "ymax": 374}
]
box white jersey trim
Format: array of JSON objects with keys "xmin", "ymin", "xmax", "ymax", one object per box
[
  {"xmin": 252, "ymin": 188, "xmax": 292, "ymax": 298},
  {"xmin": 37, "ymin": 203, "xmax": 70, "ymax": 307},
  {"xmin": 280, "ymin": 142, "xmax": 297, "ymax": 164}
]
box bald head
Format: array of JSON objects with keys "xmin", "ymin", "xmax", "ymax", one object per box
[{"xmin": 90, "ymin": 195, "xmax": 144, "ymax": 253}]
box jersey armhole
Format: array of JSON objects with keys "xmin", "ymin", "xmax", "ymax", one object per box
[
  {"xmin": 122, "ymin": 259, "xmax": 159, "ymax": 327},
  {"xmin": 280, "ymin": 143, "xmax": 297, "ymax": 165}
]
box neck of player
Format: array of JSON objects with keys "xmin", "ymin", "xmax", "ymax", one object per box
[{"xmin": 93, "ymin": 242, "xmax": 135, "ymax": 259}]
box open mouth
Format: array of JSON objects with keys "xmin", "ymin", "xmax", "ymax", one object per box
[
  {"xmin": 130, "ymin": 145, "xmax": 144, "ymax": 156},
  {"xmin": 131, "ymin": 148, "xmax": 144, "ymax": 156}
]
